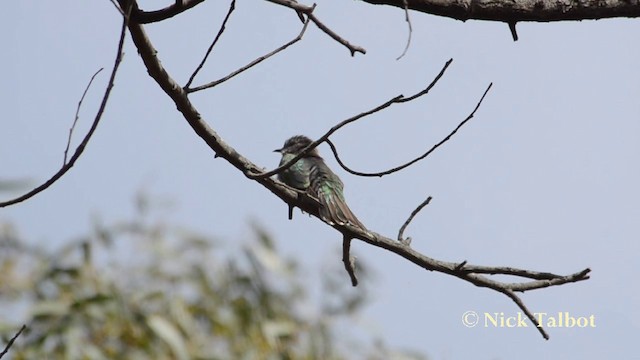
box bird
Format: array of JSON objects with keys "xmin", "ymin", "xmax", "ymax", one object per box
[{"xmin": 274, "ymin": 135, "xmax": 365, "ymax": 230}]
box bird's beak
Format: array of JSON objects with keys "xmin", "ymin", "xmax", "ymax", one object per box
[{"xmin": 273, "ymin": 148, "xmax": 282, "ymax": 153}]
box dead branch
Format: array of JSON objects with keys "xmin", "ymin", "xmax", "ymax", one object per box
[
  {"xmin": 360, "ymin": 0, "xmax": 640, "ymax": 23},
  {"xmin": 120, "ymin": 2, "xmax": 590, "ymax": 339},
  {"xmin": 0, "ymin": 7, "xmax": 130, "ymax": 208}
]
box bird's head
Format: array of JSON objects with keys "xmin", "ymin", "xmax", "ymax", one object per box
[{"xmin": 274, "ymin": 135, "xmax": 319, "ymax": 157}]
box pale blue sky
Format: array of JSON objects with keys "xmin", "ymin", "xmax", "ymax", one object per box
[{"xmin": 2, "ymin": 1, "xmax": 639, "ymax": 358}]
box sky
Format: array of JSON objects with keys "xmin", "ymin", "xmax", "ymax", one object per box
[{"xmin": 1, "ymin": 0, "xmax": 639, "ymax": 359}]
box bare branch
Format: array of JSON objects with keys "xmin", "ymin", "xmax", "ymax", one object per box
[
  {"xmin": 359, "ymin": 0, "xmax": 640, "ymax": 22},
  {"xmin": 184, "ymin": 0, "xmax": 236, "ymax": 89},
  {"xmin": 347, "ymin": 227, "xmax": 590, "ymax": 339},
  {"xmin": 307, "ymin": 12, "xmax": 366, "ymax": 56},
  {"xmin": 456, "ymin": 265, "xmax": 564, "ymax": 280},
  {"xmin": 64, "ymin": 68, "xmax": 104, "ymax": 165},
  {"xmin": 247, "ymin": 58, "xmax": 453, "ymax": 180},
  {"xmin": 265, "ymin": 0, "xmax": 366, "ymax": 56},
  {"xmin": 507, "ymin": 268, "xmax": 591, "ymax": 291},
  {"xmin": 396, "ymin": 0, "xmax": 414, "ymax": 60},
  {"xmin": 342, "ymin": 235, "xmax": 358, "ymax": 286},
  {"xmin": 327, "ymin": 82, "xmax": 492, "ymax": 177},
  {"xmin": 397, "ymin": 196, "xmax": 432, "ymax": 242},
  {"xmin": 131, "ymin": 0, "xmax": 207, "ymax": 24},
  {"xmin": 123, "ymin": 12, "xmax": 590, "ymax": 339},
  {"xmin": 0, "ymin": 4, "xmax": 130, "ymax": 208},
  {"xmin": 0, "ymin": 325, "xmax": 26, "ymax": 359},
  {"xmin": 186, "ymin": 16, "xmax": 311, "ymax": 93}
]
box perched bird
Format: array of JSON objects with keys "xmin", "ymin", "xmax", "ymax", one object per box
[{"xmin": 274, "ymin": 135, "xmax": 365, "ymax": 229}]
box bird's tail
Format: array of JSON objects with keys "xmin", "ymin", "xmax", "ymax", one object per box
[{"xmin": 317, "ymin": 190, "xmax": 365, "ymax": 230}]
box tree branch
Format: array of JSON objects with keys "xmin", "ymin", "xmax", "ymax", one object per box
[
  {"xmin": 130, "ymin": 0, "xmax": 207, "ymax": 24},
  {"xmin": 360, "ymin": 0, "xmax": 640, "ymax": 23},
  {"xmin": 265, "ymin": 0, "xmax": 366, "ymax": 55},
  {"xmin": 0, "ymin": 7, "xmax": 129, "ymax": 208},
  {"xmin": 121, "ymin": 4, "xmax": 590, "ymax": 339},
  {"xmin": 0, "ymin": 325, "xmax": 26, "ymax": 359},
  {"xmin": 186, "ymin": 13, "xmax": 312, "ymax": 93},
  {"xmin": 64, "ymin": 68, "xmax": 104, "ymax": 165},
  {"xmin": 325, "ymin": 82, "xmax": 491, "ymax": 177}
]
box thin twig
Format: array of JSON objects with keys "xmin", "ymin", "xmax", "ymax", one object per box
[
  {"xmin": 342, "ymin": 235, "xmax": 358, "ymax": 286},
  {"xmin": 508, "ymin": 268, "xmax": 591, "ymax": 292},
  {"xmin": 64, "ymin": 68, "xmax": 104, "ymax": 165},
  {"xmin": 184, "ymin": 0, "xmax": 236, "ymax": 89},
  {"xmin": 454, "ymin": 260, "xmax": 467, "ymax": 271},
  {"xmin": 265, "ymin": 0, "xmax": 366, "ymax": 56},
  {"xmin": 186, "ymin": 16, "xmax": 311, "ymax": 93},
  {"xmin": 307, "ymin": 12, "xmax": 366, "ymax": 56},
  {"xmin": 327, "ymin": 82, "xmax": 492, "ymax": 177},
  {"xmin": 0, "ymin": 4, "xmax": 130, "ymax": 208},
  {"xmin": 503, "ymin": 289, "xmax": 548, "ymax": 339},
  {"xmin": 456, "ymin": 265, "xmax": 563, "ymax": 280},
  {"xmin": 0, "ymin": 324, "xmax": 26, "ymax": 359},
  {"xmin": 107, "ymin": 0, "xmax": 124, "ymax": 15},
  {"xmin": 398, "ymin": 196, "xmax": 432, "ymax": 242},
  {"xmin": 396, "ymin": 0, "xmax": 413, "ymax": 60},
  {"xmin": 247, "ymin": 59, "xmax": 453, "ymax": 179}
]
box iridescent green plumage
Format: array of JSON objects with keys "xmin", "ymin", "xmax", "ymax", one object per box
[
  {"xmin": 278, "ymin": 152, "xmax": 310, "ymax": 190},
  {"xmin": 274, "ymin": 135, "xmax": 365, "ymax": 229}
]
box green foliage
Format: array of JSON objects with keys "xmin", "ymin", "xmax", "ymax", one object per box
[{"xmin": 0, "ymin": 202, "xmax": 426, "ymax": 360}]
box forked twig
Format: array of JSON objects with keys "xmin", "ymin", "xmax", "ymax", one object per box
[
  {"xmin": 326, "ymin": 82, "xmax": 492, "ymax": 177},
  {"xmin": 184, "ymin": 0, "xmax": 236, "ymax": 89},
  {"xmin": 186, "ymin": 15, "xmax": 312, "ymax": 93},
  {"xmin": 64, "ymin": 68, "xmax": 104, "ymax": 165},
  {"xmin": 0, "ymin": 4, "xmax": 130, "ymax": 208},
  {"xmin": 265, "ymin": 0, "xmax": 366, "ymax": 56}
]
